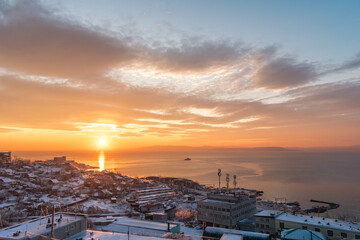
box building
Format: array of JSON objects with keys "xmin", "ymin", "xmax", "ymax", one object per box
[
  {"xmin": 197, "ymin": 193, "xmax": 257, "ymax": 229},
  {"xmin": 0, "ymin": 152, "xmax": 11, "ymax": 164},
  {"xmin": 98, "ymin": 217, "xmax": 180, "ymax": 236},
  {"xmin": 65, "ymin": 230, "xmax": 174, "ymax": 240},
  {"xmin": 203, "ymin": 227, "xmax": 269, "ymax": 240},
  {"xmin": 281, "ymin": 229, "xmax": 326, "ymax": 240},
  {"xmin": 254, "ymin": 210, "xmax": 283, "ymax": 235},
  {"xmin": 0, "ymin": 213, "xmax": 87, "ymax": 240},
  {"xmin": 254, "ymin": 210, "xmax": 360, "ymax": 240}
]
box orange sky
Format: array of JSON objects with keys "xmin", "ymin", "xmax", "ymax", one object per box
[{"xmin": 0, "ymin": 1, "xmax": 360, "ymax": 151}]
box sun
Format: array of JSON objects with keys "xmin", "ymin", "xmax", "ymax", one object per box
[{"xmin": 97, "ymin": 137, "xmax": 107, "ymax": 147}]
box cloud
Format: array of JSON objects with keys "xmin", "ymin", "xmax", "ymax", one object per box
[
  {"xmin": 0, "ymin": 0, "xmax": 137, "ymax": 78},
  {"xmin": 330, "ymin": 52, "xmax": 360, "ymax": 73},
  {"xmin": 252, "ymin": 57, "xmax": 318, "ymax": 89},
  {"xmin": 147, "ymin": 39, "xmax": 248, "ymax": 73}
]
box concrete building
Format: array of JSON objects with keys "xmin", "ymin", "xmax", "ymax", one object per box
[
  {"xmin": 0, "ymin": 213, "xmax": 87, "ymax": 240},
  {"xmin": 254, "ymin": 210, "xmax": 360, "ymax": 240},
  {"xmin": 254, "ymin": 210, "xmax": 283, "ymax": 235},
  {"xmin": 197, "ymin": 193, "xmax": 257, "ymax": 229}
]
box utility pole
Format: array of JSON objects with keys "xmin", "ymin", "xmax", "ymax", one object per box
[
  {"xmin": 233, "ymin": 175, "xmax": 237, "ymax": 189},
  {"xmin": 218, "ymin": 169, "xmax": 221, "ymax": 192},
  {"xmin": 226, "ymin": 174, "xmax": 230, "ymax": 193},
  {"xmin": 50, "ymin": 207, "xmax": 55, "ymax": 238}
]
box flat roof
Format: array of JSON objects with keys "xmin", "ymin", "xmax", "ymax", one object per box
[
  {"xmin": 200, "ymin": 199, "xmax": 235, "ymax": 205},
  {"xmin": 276, "ymin": 213, "xmax": 360, "ymax": 233},
  {"xmin": 255, "ymin": 210, "xmax": 283, "ymax": 217},
  {"xmin": 65, "ymin": 230, "xmax": 166, "ymax": 240},
  {"xmin": 0, "ymin": 213, "xmax": 85, "ymax": 239},
  {"xmin": 102, "ymin": 217, "xmax": 177, "ymax": 232},
  {"xmin": 220, "ymin": 233, "xmax": 243, "ymax": 240}
]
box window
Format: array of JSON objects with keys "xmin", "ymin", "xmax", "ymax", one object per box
[
  {"xmin": 302, "ymin": 226, "xmax": 307, "ymax": 230},
  {"xmin": 327, "ymin": 230, "xmax": 333, "ymax": 237},
  {"xmin": 261, "ymin": 224, "xmax": 264, "ymax": 228},
  {"xmin": 227, "ymin": 209, "xmax": 230, "ymax": 212},
  {"xmin": 266, "ymin": 225, "xmax": 269, "ymax": 229},
  {"xmin": 341, "ymin": 232, "xmax": 347, "ymax": 238},
  {"xmin": 256, "ymin": 223, "xmax": 259, "ymax": 228},
  {"xmin": 355, "ymin": 235, "xmax": 360, "ymax": 239},
  {"xmin": 315, "ymin": 228, "xmax": 320, "ymax": 232},
  {"xmin": 265, "ymin": 218, "xmax": 269, "ymax": 222},
  {"xmin": 280, "ymin": 222, "xmax": 284, "ymax": 229}
]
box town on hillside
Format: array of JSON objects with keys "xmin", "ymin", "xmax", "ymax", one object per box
[{"xmin": 0, "ymin": 152, "xmax": 359, "ymax": 240}]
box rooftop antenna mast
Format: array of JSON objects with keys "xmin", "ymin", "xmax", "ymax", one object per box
[
  {"xmin": 217, "ymin": 169, "xmax": 222, "ymax": 192},
  {"xmin": 233, "ymin": 175, "xmax": 237, "ymax": 189},
  {"xmin": 226, "ymin": 173, "xmax": 230, "ymax": 193}
]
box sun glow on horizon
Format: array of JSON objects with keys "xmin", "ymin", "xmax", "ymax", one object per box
[
  {"xmin": 98, "ymin": 151, "xmax": 105, "ymax": 171},
  {"xmin": 97, "ymin": 136, "xmax": 108, "ymax": 149}
]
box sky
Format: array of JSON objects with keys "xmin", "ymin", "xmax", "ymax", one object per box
[{"xmin": 0, "ymin": 0, "xmax": 360, "ymax": 151}]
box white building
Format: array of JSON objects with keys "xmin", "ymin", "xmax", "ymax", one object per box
[{"xmin": 0, "ymin": 213, "xmax": 87, "ymax": 240}]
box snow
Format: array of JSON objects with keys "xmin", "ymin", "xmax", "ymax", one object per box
[
  {"xmin": 65, "ymin": 230, "xmax": 166, "ymax": 240},
  {"xmin": 220, "ymin": 233, "xmax": 243, "ymax": 240},
  {"xmin": 0, "ymin": 177, "xmax": 16, "ymax": 183},
  {"xmin": 282, "ymin": 229, "xmax": 326, "ymax": 240},
  {"xmin": 205, "ymin": 227, "xmax": 269, "ymax": 239},
  {"xmin": 276, "ymin": 212, "xmax": 360, "ymax": 233},
  {"xmin": 201, "ymin": 199, "xmax": 235, "ymax": 205},
  {"xmin": 100, "ymin": 217, "xmax": 177, "ymax": 232},
  {"xmin": 255, "ymin": 210, "xmax": 283, "ymax": 217}
]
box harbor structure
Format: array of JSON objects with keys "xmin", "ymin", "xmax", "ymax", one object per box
[
  {"xmin": 254, "ymin": 210, "xmax": 360, "ymax": 240},
  {"xmin": 0, "ymin": 213, "xmax": 87, "ymax": 240},
  {"xmin": 197, "ymin": 193, "xmax": 257, "ymax": 229}
]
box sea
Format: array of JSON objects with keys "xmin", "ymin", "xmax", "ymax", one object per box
[{"xmin": 13, "ymin": 150, "xmax": 360, "ymax": 218}]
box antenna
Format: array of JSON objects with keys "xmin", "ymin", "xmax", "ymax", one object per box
[
  {"xmin": 233, "ymin": 175, "xmax": 237, "ymax": 189},
  {"xmin": 226, "ymin": 173, "xmax": 230, "ymax": 192},
  {"xmin": 217, "ymin": 169, "xmax": 222, "ymax": 192}
]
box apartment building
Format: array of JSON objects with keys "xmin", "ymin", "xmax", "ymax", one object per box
[
  {"xmin": 255, "ymin": 210, "xmax": 360, "ymax": 240},
  {"xmin": 197, "ymin": 193, "xmax": 257, "ymax": 229}
]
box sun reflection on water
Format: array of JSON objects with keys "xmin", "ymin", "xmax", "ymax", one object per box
[{"xmin": 98, "ymin": 151, "xmax": 105, "ymax": 171}]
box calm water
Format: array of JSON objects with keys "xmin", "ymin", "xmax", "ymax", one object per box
[{"xmin": 14, "ymin": 150, "xmax": 360, "ymax": 217}]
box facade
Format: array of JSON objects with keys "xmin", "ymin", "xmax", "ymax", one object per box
[
  {"xmin": 254, "ymin": 210, "xmax": 283, "ymax": 235},
  {"xmin": 254, "ymin": 210, "xmax": 360, "ymax": 240},
  {"xmin": 197, "ymin": 193, "xmax": 257, "ymax": 229},
  {"xmin": 0, "ymin": 213, "xmax": 87, "ymax": 240}
]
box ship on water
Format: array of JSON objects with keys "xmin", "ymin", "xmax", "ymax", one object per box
[{"xmin": 184, "ymin": 157, "xmax": 191, "ymax": 160}]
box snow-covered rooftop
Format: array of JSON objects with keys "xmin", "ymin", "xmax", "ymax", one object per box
[
  {"xmin": 99, "ymin": 217, "xmax": 178, "ymax": 235},
  {"xmin": 220, "ymin": 233, "xmax": 243, "ymax": 240},
  {"xmin": 0, "ymin": 213, "xmax": 85, "ymax": 239},
  {"xmin": 255, "ymin": 210, "xmax": 283, "ymax": 217},
  {"xmin": 65, "ymin": 230, "xmax": 166, "ymax": 240},
  {"xmin": 276, "ymin": 213, "xmax": 360, "ymax": 233},
  {"xmin": 201, "ymin": 199, "xmax": 235, "ymax": 205}
]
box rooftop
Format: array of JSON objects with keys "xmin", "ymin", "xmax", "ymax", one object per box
[
  {"xmin": 255, "ymin": 210, "xmax": 283, "ymax": 218},
  {"xmin": 276, "ymin": 213, "xmax": 360, "ymax": 233},
  {"xmin": 99, "ymin": 217, "xmax": 178, "ymax": 235},
  {"xmin": 0, "ymin": 213, "xmax": 85, "ymax": 239},
  {"xmin": 65, "ymin": 230, "xmax": 167, "ymax": 240}
]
